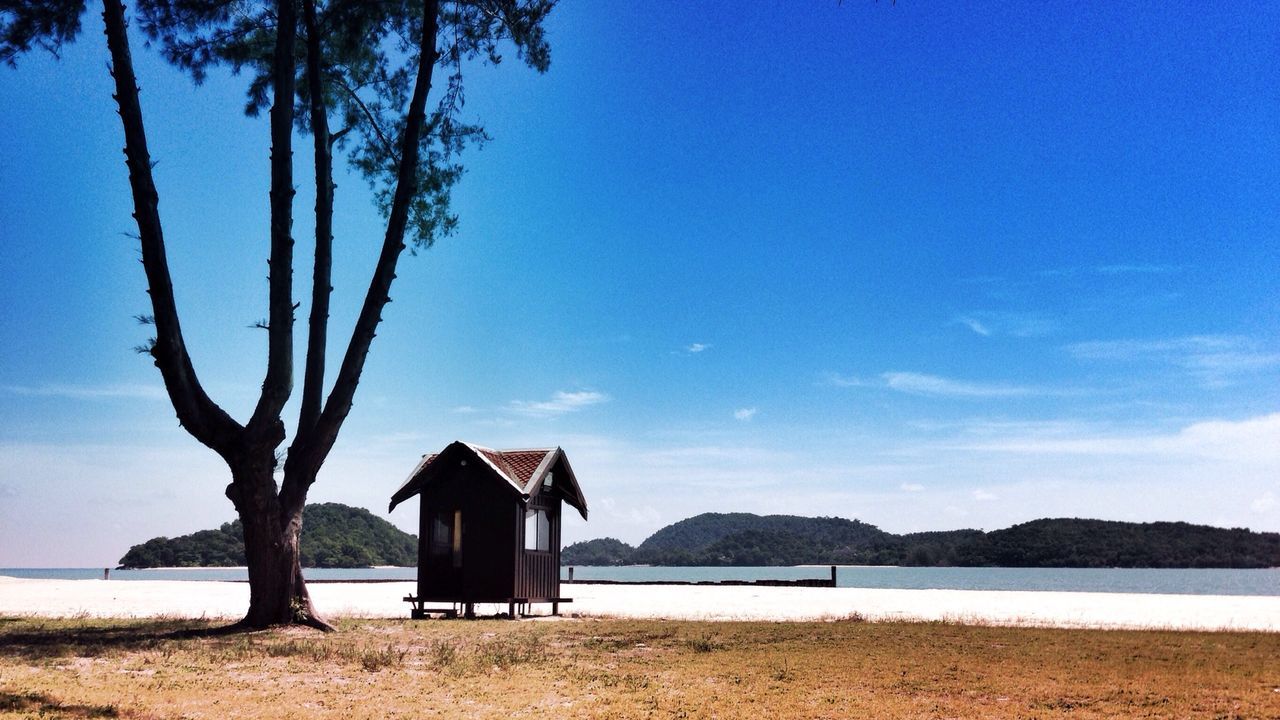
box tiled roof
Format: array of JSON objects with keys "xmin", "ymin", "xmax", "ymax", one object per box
[
  {"xmin": 473, "ymin": 447, "xmax": 554, "ymax": 488},
  {"xmin": 389, "ymin": 441, "xmax": 588, "ymax": 519}
]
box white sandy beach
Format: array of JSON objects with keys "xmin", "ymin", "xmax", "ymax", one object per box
[{"xmin": 1, "ymin": 575, "xmax": 1277, "ymax": 632}]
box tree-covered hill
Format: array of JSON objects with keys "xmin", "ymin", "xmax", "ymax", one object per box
[
  {"xmin": 632, "ymin": 513, "xmax": 892, "ymax": 565},
  {"xmin": 956, "ymin": 519, "xmax": 1280, "ymax": 568},
  {"xmin": 118, "ymin": 503, "xmax": 416, "ymax": 569},
  {"xmin": 560, "ymin": 538, "xmax": 636, "ymax": 566},
  {"xmin": 562, "ymin": 514, "xmax": 1280, "ymax": 568}
]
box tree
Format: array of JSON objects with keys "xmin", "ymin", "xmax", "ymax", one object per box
[{"xmin": 1, "ymin": 0, "xmax": 554, "ymax": 629}]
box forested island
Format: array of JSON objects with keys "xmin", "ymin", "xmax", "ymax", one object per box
[
  {"xmin": 120, "ymin": 506, "xmax": 1280, "ymax": 570},
  {"xmin": 118, "ymin": 503, "xmax": 416, "ymax": 569},
  {"xmin": 563, "ymin": 513, "xmax": 1280, "ymax": 569}
]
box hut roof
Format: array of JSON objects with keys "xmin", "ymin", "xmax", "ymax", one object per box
[{"xmin": 388, "ymin": 441, "xmax": 588, "ymax": 519}]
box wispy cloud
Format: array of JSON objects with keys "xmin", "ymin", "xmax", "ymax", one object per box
[
  {"xmin": 825, "ymin": 371, "xmax": 1065, "ymax": 398},
  {"xmin": 881, "ymin": 372, "xmax": 1044, "ymax": 399},
  {"xmin": 508, "ymin": 390, "xmax": 609, "ymax": 418},
  {"xmin": 3, "ymin": 384, "xmax": 167, "ymax": 401},
  {"xmin": 1068, "ymin": 335, "xmax": 1280, "ymax": 387},
  {"xmin": 953, "ymin": 311, "xmax": 1055, "ymax": 338},
  {"xmin": 972, "ymin": 489, "xmax": 998, "ymax": 501},
  {"xmin": 1039, "ymin": 264, "xmax": 1185, "ymax": 278},
  {"xmin": 733, "ymin": 407, "xmax": 758, "ymax": 421},
  {"xmin": 900, "ymin": 482, "xmax": 925, "ymax": 492},
  {"xmin": 958, "ymin": 413, "xmax": 1280, "ymax": 465},
  {"xmin": 685, "ymin": 343, "xmax": 711, "ymax": 354},
  {"xmin": 1093, "ymin": 263, "xmax": 1184, "ymax": 276},
  {"xmin": 451, "ymin": 405, "xmax": 478, "ymax": 414},
  {"xmin": 955, "ymin": 316, "xmax": 991, "ymax": 337}
]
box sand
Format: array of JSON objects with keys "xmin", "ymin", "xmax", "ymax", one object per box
[{"xmin": 2, "ymin": 575, "xmax": 1277, "ymax": 631}]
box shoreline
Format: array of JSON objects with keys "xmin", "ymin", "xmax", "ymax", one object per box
[{"xmin": 1, "ymin": 576, "xmax": 1277, "ymax": 632}]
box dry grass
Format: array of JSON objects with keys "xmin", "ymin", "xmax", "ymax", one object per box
[{"xmin": 1, "ymin": 614, "xmax": 1278, "ymax": 718}]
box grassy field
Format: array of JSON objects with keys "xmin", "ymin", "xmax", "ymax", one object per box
[{"xmin": 1, "ymin": 615, "xmax": 1277, "ymax": 719}]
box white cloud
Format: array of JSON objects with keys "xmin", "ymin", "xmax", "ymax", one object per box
[
  {"xmin": 733, "ymin": 407, "xmax": 758, "ymax": 421},
  {"xmin": 685, "ymin": 343, "xmax": 711, "ymax": 354},
  {"xmin": 972, "ymin": 489, "xmax": 998, "ymax": 501},
  {"xmin": 3, "ymin": 383, "xmax": 166, "ymax": 400},
  {"xmin": 881, "ymin": 372, "xmax": 1042, "ymax": 399},
  {"xmin": 507, "ymin": 390, "xmax": 608, "ymax": 418},
  {"xmin": 900, "ymin": 482, "xmax": 925, "ymax": 492}
]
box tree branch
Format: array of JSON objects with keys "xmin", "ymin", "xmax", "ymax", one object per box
[
  {"xmin": 293, "ymin": 0, "xmax": 334, "ymax": 450},
  {"xmin": 336, "ymin": 75, "xmax": 400, "ymax": 164},
  {"xmin": 246, "ymin": 0, "xmax": 297, "ymax": 445},
  {"xmin": 293, "ymin": 0, "xmax": 440, "ymax": 482},
  {"xmin": 101, "ymin": 0, "xmax": 243, "ymax": 457}
]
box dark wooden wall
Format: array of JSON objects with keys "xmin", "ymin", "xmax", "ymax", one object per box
[{"xmin": 416, "ymin": 455, "xmax": 517, "ymax": 601}]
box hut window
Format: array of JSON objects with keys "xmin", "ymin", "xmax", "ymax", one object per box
[
  {"xmin": 524, "ymin": 509, "xmax": 550, "ymax": 552},
  {"xmin": 429, "ymin": 510, "xmax": 451, "ymax": 556}
]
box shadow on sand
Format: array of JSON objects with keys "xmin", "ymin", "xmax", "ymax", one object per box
[
  {"xmin": 0, "ymin": 616, "xmax": 261, "ymax": 661},
  {"xmin": 0, "ymin": 690, "xmax": 122, "ymax": 718}
]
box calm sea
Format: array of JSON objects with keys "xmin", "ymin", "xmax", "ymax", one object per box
[{"xmin": 3, "ymin": 566, "xmax": 1277, "ymax": 596}]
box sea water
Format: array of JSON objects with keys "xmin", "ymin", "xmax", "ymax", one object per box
[
  {"xmin": 561, "ymin": 565, "xmax": 1280, "ymax": 596},
  {"xmin": 2, "ymin": 565, "xmax": 1277, "ymax": 596}
]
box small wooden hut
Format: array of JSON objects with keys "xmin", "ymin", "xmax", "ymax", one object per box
[{"xmin": 389, "ymin": 441, "xmax": 588, "ymax": 618}]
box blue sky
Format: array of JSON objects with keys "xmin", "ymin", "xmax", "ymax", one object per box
[{"xmin": 1, "ymin": 1, "xmax": 1278, "ymax": 566}]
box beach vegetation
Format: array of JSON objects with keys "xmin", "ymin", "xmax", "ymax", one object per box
[
  {"xmin": 686, "ymin": 631, "xmax": 723, "ymax": 653},
  {"xmin": 1, "ymin": 616, "xmax": 1277, "ymax": 718}
]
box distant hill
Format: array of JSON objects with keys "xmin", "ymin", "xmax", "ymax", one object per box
[
  {"xmin": 632, "ymin": 513, "xmax": 894, "ymax": 565},
  {"xmin": 560, "ymin": 538, "xmax": 635, "ymax": 566},
  {"xmin": 562, "ymin": 513, "xmax": 1280, "ymax": 568},
  {"xmin": 118, "ymin": 503, "xmax": 416, "ymax": 569}
]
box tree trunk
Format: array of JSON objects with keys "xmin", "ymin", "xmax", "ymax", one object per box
[{"xmin": 229, "ymin": 462, "xmax": 331, "ymax": 631}]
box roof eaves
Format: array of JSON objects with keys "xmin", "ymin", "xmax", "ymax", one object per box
[
  {"xmin": 555, "ymin": 450, "xmax": 590, "ymax": 521},
  {"xmin": 388, "ymin": 452, "xmax": 439, "ymax": 512}
]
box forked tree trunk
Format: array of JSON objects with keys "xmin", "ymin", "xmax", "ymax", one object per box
[
  {"xmin": 100, "ymin": 0, "xmax": 439, "ymax": 631},
  {"xmin": 229, "ymin": 461, "xmax": 329, "ymax": 630}
]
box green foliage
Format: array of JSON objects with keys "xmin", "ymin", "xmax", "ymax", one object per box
[
  {"xmin": 629, "ymin": 513, "xmax": 894, "ymax": 566},
  {"xmin": 131, "ymin": 0, "xmax": 554, "ymax": 249},
  {"xmin": 116, "ymin": 525, "xmax": 246, "ymax": 569},
  {"xmin": 2, "ymin": 0, "xmax": 555, "ymax": 249},
  {"xmin": 953, "ymin": 518, "xmax": 1280, "ymax": 569},
  {"xmin": 117, "ymin": 502, "xmax": 417, "ymax": 569},
  {"xmin": 564, "ymin": 513, "xmax": 1280, "ymax": 569},
  {"xmin": 561, "ymin": 537, "xmax": 635, "ymax": 566},
  {"xmin": 0, "ymin": 0, "xmax": 85, "ymax": 68}
]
